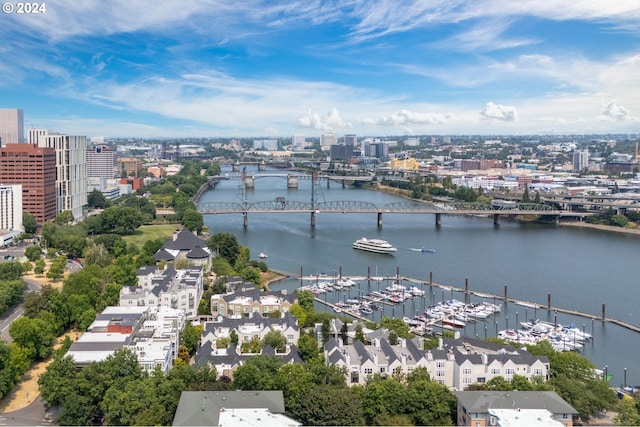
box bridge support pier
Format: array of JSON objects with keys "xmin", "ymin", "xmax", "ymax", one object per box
[
  {"xmin": 493, "ymin": 214, "xmax": 500, "ymax": 225},
  {"xmin": 287, "ymin": 174, "xmax": 298, "ymax": 188},
  {"xmin": 435, "ymin": 213, "xmax": 441, "ymax": 226},
  {"xmin": 232, "ymin": 162, "xmax": 240, "ymax": 172},
  {"xmin": 310, "ymin": 211, "xmax": 316, "ymax": 227},
  {"xmin": 243, "ymin": 176, "xmax": 255, "ymax": 188},
  {"xmin": 377, "ymin": 212, "xmax": 382, "ymax": 228},
  {"xmin": 243, "ymin": 212, "xmax": 248, "ymax": 228},
  {"xmin": 342, "ymin": 180, "xmax": 346, "ymax": 189}
]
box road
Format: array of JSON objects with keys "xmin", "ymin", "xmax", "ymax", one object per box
[
  {"xmin": 0, "ymin": 396, "xmax": 55, "ymax": 426},
  {"xmin": 0, "ymin": 278, "xmax": 42, "ymax": 343}
]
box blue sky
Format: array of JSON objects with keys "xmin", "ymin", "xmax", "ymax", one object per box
[{"xmin": 2, "ymin": 0, "xmax": 640, "ymax": 138}]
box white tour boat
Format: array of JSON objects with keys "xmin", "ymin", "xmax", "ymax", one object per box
[{"xmin": 352, "ymin": 237, "xmax": 397, "ymax": 254}]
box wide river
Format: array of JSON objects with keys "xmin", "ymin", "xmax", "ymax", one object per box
[{"xmin": 199, "ymin": 166, "xmax": 640, "ymax": 387}]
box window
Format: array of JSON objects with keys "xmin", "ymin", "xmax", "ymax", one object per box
[
  {"xmin": 505, "ymin": 368, "xmax": 515, "ymax": 375},
  {"xmin": 379, "ymin": 367, "xmax": 386, "ymax": 373},
  {"xmin": 477, "ymin": 377, "xmax": 486, "ymax": 383},
  {"xmin": 437, "ymin": 370, "xmax": 445, "ymax": 377},
  {"xmin": 490, "ymin": 368, "xmax": 500, "ymax": 375},
  {"xmin": 436, "ymin": 361, "xmax": 445, "ymax": 368},
  {"xmin": 364, "ymin": 368, "xmax": 373, "ymax": 375},
  {"xmin": 463, "ymin": 368, "xmax": 472, "ymax": 375},
  {"xmin": 534, "ymin": 368, "xmax": 543, "ymax": 376},
  {"xmin": 463, "ymin": 377, "xmax": 473, "ymax": 384}
]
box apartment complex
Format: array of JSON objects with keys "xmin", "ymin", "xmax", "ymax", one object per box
[
  {"xmin": 29, "ymin": 129, "xmax": 87, "ymax": 221},
  {"xmin": 66, "ymin": 305, "xmax": 184, "ymax": 374},
  {"xmin": 0, "ymin": 144, "xmax": 57, "ymax": 224},
  {"xmin": 210, "ymin": 287, "xmax": 297, "ymax": 318},
  {"xmin": 0, "ymin": 108, "xmax": 24, "ymax": 146},
  {"xmin": 119, "ymin": 266, "xmax": 204, "ymax": 319}
]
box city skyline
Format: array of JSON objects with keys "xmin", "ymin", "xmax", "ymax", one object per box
[{"xmin": 2, "ymin": 1, "xmax": 640, "ymax": 138}]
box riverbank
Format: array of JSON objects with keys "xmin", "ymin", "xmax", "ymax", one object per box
[
  {"xmin": 374, "ymin": 183, "xmax": 640, "ymax": 236},
  {"xmin": 559, "ymin": 221, "xmax": 640, "ymax": 235}
]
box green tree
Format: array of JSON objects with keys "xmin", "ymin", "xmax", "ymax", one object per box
[
  {"xmin": 99, "ymin": 206, "xmax": 144, "ymax": 235},
  {"xmin": 207, "ymin": 232, "xmax": 241, "ymax": 265},
  {"xmin": 521, "ymin": 186, "xmax": 531, "ymax": 203},
  {"xmin": 362, "ymin": 378, "xmax": 408, "ymax": 424},
  {"xmin": 39, "ymin": 355, "xmax": 78, "ymax": 406},
  {"xmin": 232, "ymin": 354, "xmax": 282, "ymax": 390},
  {"xmin": 9, "ymin": 316, "xmax": 55, "ymax": 360},
  {"xmin": 87, "ymin": 189, "xmax": 110, "ymax": 209},
  {"xmin": 262, "ymin": 329, "xmax": 287, "ymax": 352},
  {"xmin": 180, "ymin": 322, "xmax": 202, "ymax": 356},
  {"xmin": 182, "ymin": 208, "xmax": 204, "ymax": 232},
  {"xmin": 24, "ymin": 245, "xmax": 43, "ymax": 262},
  {"xmin": 297, "ymin": 332, "xmax": 320, "ymax": 362},
  {"xmin": 23, "ymin": 211, "xmax": 38, "ymax": 234},
  {"xmin": 54, "ymin": 210, "xmax": 74, "ymax": 225},
  {"xmin": 34, "ymin": 259, "xmax": 45, "ymax": 275},
  {"xmin": 83, "ymin": 243, "xmax": 112, "ymax": 267},
  {"xmin": 295, "ymin": 384, "xmax": 364, "ymax": 426},
  {"xmin": 46, "ymin": 256, "xmax": 67, "ymax": 281},
  {"xmin": 0, "ymin": 261, "xmax": 24, "ymax": 280}
]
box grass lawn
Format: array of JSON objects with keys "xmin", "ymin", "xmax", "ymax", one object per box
[{"xmin": 122, "ymin": 224, "xmax": 181, "ymax": 247}]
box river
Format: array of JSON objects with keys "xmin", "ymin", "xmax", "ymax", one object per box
[{"xmin": 199, "ymin": 166, "xmax": 640, "ymax": 387}]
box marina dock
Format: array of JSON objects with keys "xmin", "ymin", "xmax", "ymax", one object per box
[{"xmin": 297, "ymin": 272, "xmax": 640, "ymax": 335}]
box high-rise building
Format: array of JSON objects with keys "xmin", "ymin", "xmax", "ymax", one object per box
[
  {"xmin": 343, "ymin": 134, "xmax": 357, "ymax": 147},
  {"xmin": 29, "ymin": 129, "xmax": 87, "ymax": 221},
  {"xmin": 0, "ymin": 144, "xmax": 57, "ymax": 224},
  {"xmin": 87, "ymin": 145, "xmax": 116, "ymax": 179},
  {"xmin": 320, "ymin": 133, "xmax": 336, "ymax": 151},
  {"xmin": 0, "ymin": 108, "xmax": 24, "ymax": 146},
  {"xmin": 572, "ymin": 149, "xmax": 589, "ymax": 172},
  {"xmin": 0, "ymin": 184, "xmax": 23, "ymax": 231}
]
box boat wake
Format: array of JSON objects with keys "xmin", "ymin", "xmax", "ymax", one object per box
[{"xmin": 409, "ymin": 247, "xmax": 437, "ymax": 253}]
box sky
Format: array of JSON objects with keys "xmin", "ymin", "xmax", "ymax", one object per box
[{"xmin": 2, "ymin": 0, "xmax": 640, "ymax": 138}]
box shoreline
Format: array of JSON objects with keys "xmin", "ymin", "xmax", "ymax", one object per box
[
  {"xmin": 373, "ymin": 183, "xmax": 640, "ymax": 236},
  {"xmin": 557, "ymin": 221, "xmax": 640, "ymax": 235}
]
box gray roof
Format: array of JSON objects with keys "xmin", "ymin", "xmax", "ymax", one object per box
[
  {"xmin": 454, "ymin": 391, "xmax": 578, "ymax": 415},
  {"xmin": 154, "ymin": 248, "xmax": 175, "ymax": 261},
  {"xmin": 163, "ymin": 227, "xmax": 207, "ymax": 251},
  {"xmin": 172, "ymin": 390, "xmax": 286, "ymax": 426},
  {"xmin": 187, "ymin": 246, "xmax": 210, "ymax": 259}
]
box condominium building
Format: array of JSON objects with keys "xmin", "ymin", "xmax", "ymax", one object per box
[
  {"xmin": 86, "ymin": 144, "xmax": 116, "ymax": 179},
  {"xmin": 0, "ymin": 144, "xmax": 57, "ymax": 224},
  {"xmin": 29, "ymin": 129, "xmax": 87, "ymax": 221},
  {"xmin": 0, "ymin": 108, "xmax": 24, "ymax": 146}
]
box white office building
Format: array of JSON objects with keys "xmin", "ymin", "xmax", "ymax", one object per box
[
  {"xmin": 0, "ymin": 184, "xmax": 23, "ymax": 247},
  {"xmin": 320, "ymin": 133, "xmax": 336, "ymax": 151},
  {"xmin": 29, "ymin": 129, "xmax": 87, "ymax": 221},
  {"xmin": 0, "ymin": 108, "xmax": 24, "ymax": 146}
]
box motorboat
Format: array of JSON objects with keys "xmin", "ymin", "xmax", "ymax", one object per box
[
  {"xmin": 259, "ymin": 252, "xmax": 267, "ymax": 259},
  {"xmin": 421, "ymin": 247, "xmax": 437, "ymax": 253},
  {"xmin": 352, "ymin": 237, "xmax": 397, "ymax": 254}
]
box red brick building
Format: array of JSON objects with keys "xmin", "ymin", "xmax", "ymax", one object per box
[{"xmin": 0, "ymin": 144, "xmax": 57, "ymax": 224}]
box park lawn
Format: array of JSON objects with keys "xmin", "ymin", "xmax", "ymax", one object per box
[{"xmin": 122, "ymin": 224, "xmax": 180, "ymax": 247}]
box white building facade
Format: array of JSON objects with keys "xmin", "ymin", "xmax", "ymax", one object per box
[
  {"xmin": 0, "ymin": 184, "xmax": 22, "ymax": 231},
  {"xmin": 29, "ymin": 129, "xmax": 87, "ymax": 221}
]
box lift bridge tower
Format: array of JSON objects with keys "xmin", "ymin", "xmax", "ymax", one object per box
[{"xmin": 310, "ymin": 169, "xmax": 326, "ymax": 227}]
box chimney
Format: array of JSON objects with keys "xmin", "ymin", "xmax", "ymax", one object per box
[
  {"xmin": 481, "ymin": 352, "xmax": 488, "ymax": 365},
  {"xmin": 438, "ymin": 337, "xmax": 443, "ymax": 350}
]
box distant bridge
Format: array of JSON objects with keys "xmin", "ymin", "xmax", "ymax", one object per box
[{"xmin": 198, "ymin": 199, "xmax": 582, "ymax": 227}]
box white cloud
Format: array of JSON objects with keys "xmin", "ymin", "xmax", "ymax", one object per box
[
  {"xmin": 360, "ymin": 109, "xmax": 454, "ymax": 126},
  {"xmin": 596, "ymin": 100, "xmax": 636, "ymax": 122},
  {"xmin": 298, "ymin": 108, "xmax": 351, "ymax": 131},
  {"xmin": 480, "ymin": 102, "xmax": 518, "ymax": 122}
]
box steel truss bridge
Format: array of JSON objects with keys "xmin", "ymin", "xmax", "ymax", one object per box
[{"xmin": 198, "ymin": 200, "xmax": 578, "ymax": 227}]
